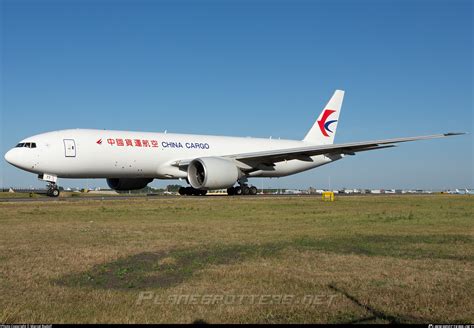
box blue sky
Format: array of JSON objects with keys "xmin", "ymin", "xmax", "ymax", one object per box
[{"xmin": 1, "ymin": 0, "xmax": 472, "ymax": 190}]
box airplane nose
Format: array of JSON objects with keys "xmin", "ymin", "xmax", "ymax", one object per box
[
  {"xmin": 4, "ymin": 148, "xmax": 23, "ymax": 168},
  {"xmin": 4, "ymin": 147, "xmax": 36, "ymax": 171},
  {"xmin": 4, "ymin": 149, "xmax": 14, "ymax": 164}
]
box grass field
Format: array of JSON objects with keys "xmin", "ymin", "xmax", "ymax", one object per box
[{"xmin": 0, "ymin": 195, "xmax": 472, "ymax": 323}]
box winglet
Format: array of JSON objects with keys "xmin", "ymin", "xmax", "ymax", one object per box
[{"xmin": 444, "ymin": 132, "xmax": 467, "ymax": 136}]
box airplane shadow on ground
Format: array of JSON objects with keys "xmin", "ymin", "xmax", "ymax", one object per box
[
  {"xmin": 52, "ymin": 234, "xmax": 470, "ymax": 323},
  {"xmin": 54, "ymin": 234, "xmax": 471, "ymax": 291},
  {"xmin": 328, "ymin": 284, "xmax": 425, "ymax": 324},
  {"xmin": 55, "ymin": 242, "xmax": 287, "ymax": 290}
]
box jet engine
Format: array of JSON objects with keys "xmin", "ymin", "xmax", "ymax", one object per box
[
  {"xmin": 187, "ymin": 157, "xmax": 240, "ymax": 190},
  {"xmin": 106, "ymin": 178, "xmax": 154, "ymax": 191}
]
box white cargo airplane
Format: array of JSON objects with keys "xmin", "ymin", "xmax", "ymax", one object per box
[{"xmin": 4, "ymin": 90, "xmax": 464, "ymax": 197}]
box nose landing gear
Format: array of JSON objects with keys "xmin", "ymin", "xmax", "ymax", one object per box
[
  {"xmin": 39, "ymin": 174, "xmax": 60, "ymax": 197},
  {"xmin": 46, "ymin": 183, "xmax": 60, "ymax": 197}
]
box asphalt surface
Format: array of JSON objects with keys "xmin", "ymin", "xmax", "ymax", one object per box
[
  {"xmin": 0, "ymin": 194, "xmax": 318, "ymax": 203},
  {"xmin": 0, "ymin": 192, "xmax": 440, "ymax": 203},
  {"xmin": 0, "ymin": 194, "xmax": 181, "ymax": 203}
]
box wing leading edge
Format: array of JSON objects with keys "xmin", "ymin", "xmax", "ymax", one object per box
[
  {"xmin": 231, "ymin": 133, "xmax": 465, "ymax": 166},
  {"xmin": 172, "ymin": 133, "xmax": 465, "ymax": 169}
]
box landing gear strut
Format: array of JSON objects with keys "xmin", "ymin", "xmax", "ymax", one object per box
[{"xmin": 46, "ymin": 183, "xmax": 60, "ymax": 197}]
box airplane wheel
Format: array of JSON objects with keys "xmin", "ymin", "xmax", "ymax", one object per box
[
  {"xmin": 178, "ymin": 187, "xmax": 186, "ymax": 196},
  {"xmin": 249, "ymin": 186, "xmax": 258, "ymax": 195},
  {"xmin": 185, "ymin": 187, "xmax": 194, "ymax": 196},
  {"xmin": 242, "ymin": 186, "xmax": 250, "ymax": 195},
  {"xmin": 227, "ymin": 187, "xmax": 235, "ymax": 196},
  {"xmin": 199, "ymin": 190, "xmax": 207, "ymax": 196},
  {"xmin": 48, "ymin": 188, "xmax": 60, "ymax": 197},
  {"xmin": 234, "ymin": 186, "xmax": 242, "ymax": 195}
]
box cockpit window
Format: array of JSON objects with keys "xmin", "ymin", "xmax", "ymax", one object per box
[{"xmin": 15, "ymin": 142, "xmax": 36, "ymax": 148}]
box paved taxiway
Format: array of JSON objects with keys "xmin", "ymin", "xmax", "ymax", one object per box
[{"xmin": 0, "ymin": 193, "xmax": 435, "ymax": 203}]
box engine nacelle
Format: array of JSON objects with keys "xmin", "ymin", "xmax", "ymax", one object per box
[
  {"xmin": 187, "ymin": 157, "xmax": 240, "ymax": 190},
  {"xmin": 106, "ymin": 178, "xmax": 154, "ymax": 191}
]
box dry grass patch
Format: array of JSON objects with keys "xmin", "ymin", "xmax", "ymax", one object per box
[{"xmin": 0, "ymin": 195, "xmax": 472, "ymax": 323}]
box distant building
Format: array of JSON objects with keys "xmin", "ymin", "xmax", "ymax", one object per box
[{"xmin": 284, "ymin": 189, "xmax": 305, "ymax": 195}]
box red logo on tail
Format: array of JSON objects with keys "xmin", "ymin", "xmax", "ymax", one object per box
[
  {"xmin": 317, "ymin": 109, "xmax": 337, "ymax": 137},
  {"xmin": 96, "ymin": 139, "xmax": 102, "ymax": 145}
]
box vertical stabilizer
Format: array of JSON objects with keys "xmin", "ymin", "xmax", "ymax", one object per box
[{"xmin": 303, "ymin": 90, "xmax": 344, "ymax": 144}]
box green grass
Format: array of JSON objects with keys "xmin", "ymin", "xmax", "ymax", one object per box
[
  {"xmin": 0, "ymin": 195, "xmax": 472, "ymax": 323},
  {"xmin": 0, "ymin": 192, "xmax": 46, "ymax": 198}
]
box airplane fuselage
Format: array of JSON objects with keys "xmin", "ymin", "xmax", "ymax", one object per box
[{"xmin": 5, "ymin": 129, "xmax": 337, "ymax": 180}]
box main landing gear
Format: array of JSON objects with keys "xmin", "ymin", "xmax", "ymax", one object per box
[
  {"xmin": 178, "ymin": 186, "xmax": 208, "ymax": 196},
  {"xmin": 46, "ymin": 183, "xmax": 60, "ymax": 197},
  {"xmin": 178, "ymin": 178, "xmax": 258, "ymax": 197},
  {"xmin": 227, "ymin": 181, "xmax": 258, "ymax": 196}
]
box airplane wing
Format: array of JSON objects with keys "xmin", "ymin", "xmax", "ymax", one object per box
[{"xmin": 173, "ymin": 133, "xmax": 464, "ymax": 169}]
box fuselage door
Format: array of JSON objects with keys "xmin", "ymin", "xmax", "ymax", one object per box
[{"xmin": 64, "ymin": 139, "xmax": 76, "ymax": 157}]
